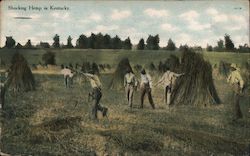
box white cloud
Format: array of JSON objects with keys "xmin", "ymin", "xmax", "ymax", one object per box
[
  {"xmin": 51, "ymin": 12, "xmax": 70, "ymax": 21},
  {"xmin": 224, "ymin": 25, "xmax": 242, "ymax": 31},
  {"xmin": 111, "ymin": 9, "xmax": 131, "ymax": 20},
  {"xmin": 179, "ymin": 10, "xmax": 199, "ymax": 22},
  {"xmin": 160, "ymin": 23, "xmax": 179, "ymax": 31},
  {"xmin": 213, "ymin": 14, "xmax": 228, "ymax": 23},
  {"xmin": 175, "ymin": 33, "xmax": 193, "ymax": 46},
  {"xmin": 206, "ymin": 8, "xmax": 218, "ymax": 15},
  {"xmin": 144, "ymin": 8, "xmax": 169, "ymax": 18},
  {"xmin": 19, "ymin": 24, "xmax": 33, "ymax": 31},
  {"xmin": 86, "ymin": 25, "xmax": 119, "ymax": 35},
  {"xmin": 89, "ymin": 13, "xmax": 102, "ymax": 22},
  {"xmin": 179, "ymin": 10, "xmax": 210, "ymax": 31},
  {"xmin": 188, "ymin": 21, "xmax": 211, "ymax": 31},
  {"xmin": 233, "ymin": 35, "xmax": 249, "ymax": 46}
]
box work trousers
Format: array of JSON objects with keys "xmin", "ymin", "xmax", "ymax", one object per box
[
  {"xmin": 165, "ymin": 85, "xmax": 172, "ymax": 106},
  {"xmin": 125, "ymin": 84, "xmax": 134, "ymax": 107},
  {"xmin": 140, "ymin": 83, "xmax": 155, "ymax": 109},
  {"xmin": 92, "ymin": 87, "xmax": 106, "ymax": 119},
  {"xmin": 232, "ymin": 83, "xmax": 243, "ymax": 119}
]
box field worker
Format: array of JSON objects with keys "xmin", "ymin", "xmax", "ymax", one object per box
[
  {"xmin": 69, "ymin": 70, "xmax": 74, "ymax": 87},
  {"xmin": 140, "ymin": 69, "xmax": 155, "ymax": 109},
  {"xmin": 227, "ymin": 63, "xmax": 244, "ymax": 120},
  {"xmin": 61, "ymin": 66, "xmax": 71, "ymax": 88},
  {"xmin": 124, "ymin": 68, "xmax": 138, "ymax": 108},
  {"xmin": 83, "ymin": 70, "xmax": 108, "ymax": 120},
  {"xmin": 156, "ymin": 67, "xmax": 184, "ymax": 107}
]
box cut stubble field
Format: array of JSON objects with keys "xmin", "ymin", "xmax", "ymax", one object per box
[
  {"xmin": 0, "ymin": 49, "xmax": 250, "ymax": 155},
  {"xmin": 1, "ymin": 72, "xmax": 250, "ymax": 155}
]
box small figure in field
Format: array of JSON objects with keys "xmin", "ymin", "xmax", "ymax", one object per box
[
  {"xmin": 83, "ymin": 70, "xmax": 108, "ymax": 120},
  {"xmin": 156, "ymin": 67, "xmax": 184, "ymax": 107},
  {"xmin": 124, "ymin": 69, "xmax": 138, "ymax": 108},
  {"xmin": 227, "ymin": 63, "xmax": 244, "ymax": 120},
  {"xmin": 61, "ymin": 66, "xmax": 72, "ymax": 88},
  {"xmin": 140, "ymin": 69, "xmax": 155, "ymax": 109}
]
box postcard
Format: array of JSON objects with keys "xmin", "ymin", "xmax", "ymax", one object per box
[{"xmin": 0, "ymin": 0, "xmax": 249, "ymax": 155}]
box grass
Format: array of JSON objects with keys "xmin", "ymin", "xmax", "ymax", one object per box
[
  {"xmin": 0, "ymin": 49, "xmax": 249, "ymax": 155},
  {"xmin": 1, "ymin": 71, "xmax": 250, "ymax": 155},
  {"xmin": 0, "ymin": 49, "xmax": 249, "ymax": 68}
]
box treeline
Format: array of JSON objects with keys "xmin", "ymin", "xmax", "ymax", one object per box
[
  {"xmin": 3, "ymin": 33, "xmax": 174, "ymax": 51},
  {"xmin": 3, "ymin": 33, "xmax": 249, "ymax": 52},
  {"xmin": 206, "ymin": 34, "xmax": 249, "ymax": 53}
]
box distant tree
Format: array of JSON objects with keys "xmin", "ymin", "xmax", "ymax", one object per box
[
  {"xmin": 146, "ymin": 34, "xmax": 159, "ymax": 50},
  {"xmin": 39, "ymin": 42, "xmax": 50, "ymax": 48},
  {"xmin": 123, "ymin": 37, "xmax": 132, "ymax": 50},
  {"xmin": 5, "ymin": 36, "xmax": 16, "ymax": 48},
  {"xmin": 88, "ymin": 33, "xmax": 96, "ymax": 49},
  {"xmin": 166, "ymin": 38, "xmax": 176, "ymax": 51},
  {"xmin": 238, "ymin": 44, "xmax": 249, "ymax": 53},
  {"xmin": 52, "ymin": 34, "xmax": 60, "ymax": 48},
  {"xmin": 67, "ymin": 36, "xmax": 73, "ymax": 48},
  {"xmin": 76, "ymin": 34, "xmax": 88, "ymax": 49},
  {"xmin": 15, "ymin": 43, "xmax": 23, "ymax": 49},
  {"xmin": 214, "ymin": 39, "xmax": 224, "ymax": 52},
  {"xmin": 24, "ymin": 39, "xmax": 33, "ymax": 48},
  {"xmin": 42, "ymin": 51, "xmax": 56, "ymax": 65},
  {"xmin": 103, "ymin": 34, "xmax": 111, "ymax": 49},
  {"xmin": 95, "ymin": 33, "xmax": 104, "ymax": 49},
  {"xmin": 206, "ymin": 44, "xmax": 213, "ymax": 52},
  {"xmin": 224, "ymin": 34, "xmax": 234, "ymax": 51},
  {"xmin": 137, "ymin": 38, "xmax": 145, "ymax": 50},
  {"xmin": 179, "ymin": 44, "xmax": 189, "ymax": 51},
  {"xmin": 111, "ymin": 35, "xmax": 122, "ymax": 49}
]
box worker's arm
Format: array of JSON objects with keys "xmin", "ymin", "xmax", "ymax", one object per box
[
  {"xmin": 236, "ymin": 72, "xmax": 244, "ymax": 89},
  {"xmin": 124, "ymin": 75, "xmax": 127, "ymax": 87},
  {"xmin": 173, "ymin": 72, "xmax": 184, "ymax": 77}
]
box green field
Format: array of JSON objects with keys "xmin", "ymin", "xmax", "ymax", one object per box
[
  {"xmin": 0, "ymin": 49, "xmax": 250, "ymax": 155},
  {"xmin": 0, "ymin": 49, "xmax": 249, "ymax": 67}
]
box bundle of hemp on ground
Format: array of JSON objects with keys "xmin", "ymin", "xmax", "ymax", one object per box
[
  {"xmin": 109, "ymin": 58, "xmax": 133, "ymax": 90},
  {"xmin": 170, "ymin": 48, "xmax": 220, "ymax": 106},
  {"xmin": 6, "ymin": 52, "xmax": 35, "ymax": 92}
]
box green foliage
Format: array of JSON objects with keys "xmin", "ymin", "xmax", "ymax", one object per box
[
  {"xmin": 206, "ymin": 44, "xmax": 213, "ymax": 52},
  {"xmin": 42, "ymin": 51, "xmax": 56, "ymax": 65},
  {"xmin": 66, "ymin": 36, "xmax": 73, "ymax": 48},
  {"xmin": 146, "ymin": 34, "xmax": 160, "ymax": 50},
  {"xmin": 52, "ymin": 34, "xmax": 60, "ymax": 48},
  {"xmin": 137, "ymin": 38, "xmax": 145, "ymax": 50},
  {"xmin": 24, "ymin": 39, "xmax": 33, "ymax": 49},
  {"xmin": 122, "ymin": 37, "xmax": 132, "ymax": 50},
  {"xmin": 166, "ymin": 38, "xmax": 176, "ymax": 51},
  {"xmin": 76, "ymin": 34, "xmax": 88, "ymax": 48},
  {"xmin": 224, "ymin": 34, "xmax": 235, "ymax": 51},
  {"xmin": 5, "ymin": 36, "xmax": 16, "ymax": 48}
]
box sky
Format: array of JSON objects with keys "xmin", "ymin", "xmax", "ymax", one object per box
[{"xmin": 0, "ymin": 0, "xmax": 249, "ymax": 48}]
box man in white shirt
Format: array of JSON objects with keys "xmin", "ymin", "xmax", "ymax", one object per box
[
  {"xmin": 83, "ymin": 70, "xmax": 108, "ymax": 120},
  {"xmin": 140, "ymin": 69, "xmax": 155, "ymax": 109},
  {"xmin": 61, "ymin": 66, "xmax": 72, "ymax": 88},
  {"xmin": 156, "ymin": 67, "xmax": 184, "ymax": 106},
  {"xmin": 227, "ymin": 63, "xmax": 244, "ymax": 120},
  {"xmin": 124, "ymin": 69, "xmax": 137, "ymax": 108}
]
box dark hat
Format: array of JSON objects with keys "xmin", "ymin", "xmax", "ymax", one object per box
[{"xmin": 141, "ymin": 69, "xmax": 146, "ymax": 75}]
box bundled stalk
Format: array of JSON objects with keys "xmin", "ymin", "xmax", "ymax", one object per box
[
  {"xmin": 6, "ymin": 52, "xmax": 35, "ymax": 92},
  {"xmin": 109, "ymin": 58, "xmax": 133, "ymax": 90},
  {"xmin": 171, "ymin": 49, "xmax": 220, "ymax": 106}
]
